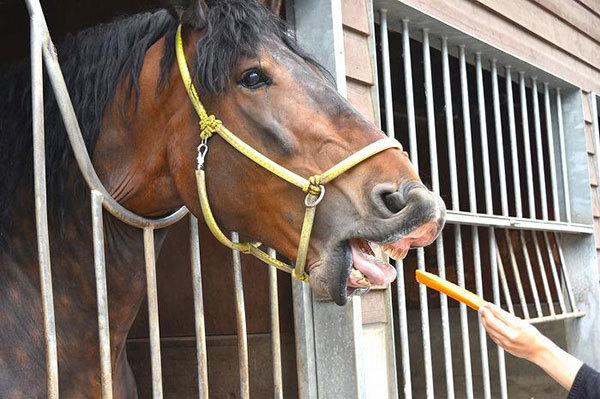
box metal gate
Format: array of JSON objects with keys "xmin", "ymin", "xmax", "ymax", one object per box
[
  {"xmin": 376, "ymin": 2, "xmax": 600, "ymax": 398},
  {"xmin": 25, "ymin": 0, "xmax": 289, "ymax": 398}
]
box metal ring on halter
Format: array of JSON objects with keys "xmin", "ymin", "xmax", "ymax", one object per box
[
  {"xmin": 304, "ymin": 185, "xmax": 325, "ymax": 208},
  {"xmin": 197, "ymin": 142, "xmax": 209, "ymax": 169}
]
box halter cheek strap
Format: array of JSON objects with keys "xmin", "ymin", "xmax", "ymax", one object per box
[{"xmin": 176, "ymin": 25, "xmax": 403, "ymax": 282}]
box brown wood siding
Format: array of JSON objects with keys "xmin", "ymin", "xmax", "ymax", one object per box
[{"xmin": 396, "ymin": 0, "xmax": 600, "ymax": 93}]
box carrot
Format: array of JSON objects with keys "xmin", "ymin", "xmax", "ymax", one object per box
[{"xmin": 415, "ymin": 270, "xmax": 487, "ymax": 311}]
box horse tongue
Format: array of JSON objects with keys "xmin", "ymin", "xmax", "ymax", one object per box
[{"xmin": 349, "ymin": 240, "xmax": 397, "ymax": 287}]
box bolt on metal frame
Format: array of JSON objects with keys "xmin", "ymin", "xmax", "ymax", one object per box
[
  {"xmin": 377, "ymin": 8, "xmax": 588, "ymax": 398},
  {"xmin": 24, "ymin": 0, "xmax": 287, "ymax": 397}
]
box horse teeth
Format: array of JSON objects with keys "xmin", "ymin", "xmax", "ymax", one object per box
[{"xmin": 357, "ymin": 278, "xmax": 371, "ymax": 287}]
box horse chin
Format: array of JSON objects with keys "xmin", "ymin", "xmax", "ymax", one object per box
[{"xmin": 310, "ymin": 238, "xmax": 402, "ymax": 306}]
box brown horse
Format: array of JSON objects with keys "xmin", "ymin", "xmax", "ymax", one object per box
[{"xmin": 0, "ymin": 0, "xmax": 445, "ymax": 396}]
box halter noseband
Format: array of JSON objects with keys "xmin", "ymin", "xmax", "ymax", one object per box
[{"xmin": 175, "ymin": 25, "xmax": 403, "ymax": 282}]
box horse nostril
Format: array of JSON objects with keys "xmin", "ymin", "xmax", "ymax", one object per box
[{"xmin": 382, "ymin": 191, "xmax": 406, "ymax": 214}]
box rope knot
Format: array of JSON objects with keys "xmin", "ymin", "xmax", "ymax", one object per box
[
  {"xmin": 307, "ymin": 175, "xmax": 322, "ymax": 196},
  {"xmin": 199, "ymin": 114, "xmax": 222, "ymax": 139}
]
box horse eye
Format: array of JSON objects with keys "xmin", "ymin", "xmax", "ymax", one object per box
[{"xmin": 240, "ymin": 69, "xmax": 270, "ymax": 89}]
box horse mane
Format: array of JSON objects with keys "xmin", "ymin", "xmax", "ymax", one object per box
[{"xmin": 0, "ymin": 0, "xmax": 321, "ymax": 242}]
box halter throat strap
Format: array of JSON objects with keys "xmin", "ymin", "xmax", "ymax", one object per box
[{"xmin": 175, "ymin": 25, "xmax": 403, "ymax": 282}]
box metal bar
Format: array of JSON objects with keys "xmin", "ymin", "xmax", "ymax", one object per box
[
  {"xmin": 544, "ymin": 83, "xmax": 561, "ymax": 221},
  {"xmin": 591, "ymin": 94, "xmax": 600, "ymax": 206},
  {"xmin": 231, "ymin": 232, "xmax": 250, "ymax": 399},
  {"xmin": 504, "ymin": 230, "xmax": 530, "ymax": 318},
  {"xmin": 268, "ymin": 248, "xmax": 283, "ymax": 399},
  {"xmin": 444, "ymin": 211, "xmax": 593, "ymax": 234},
  {"xmin": 442, "ymin": 37, "xmax": 473, "ymax": 399},
  {"xmin": 189, "ymin": 216, "xmax": 209, "ymax": 399},
  {"xmin": 532, "ymin": 232, "xmax": 556, "ymax": 315},
  {"xmin": 543, "ymin": 232, "xmax": 567, "ymax": 313},
  {"xmin": 143, "ymin": 227, "xmax": 163, "ymax": 399},
  {"xmin": 29, "ymin": 12, "xmax": 60, "ymax": 399},
  {"xmin": 495, "ymin": 239, "xmax": 516, "ymax": 315},
  {"xmin": 527, "ymin": 311, "xmax": 585, "ymax": 325},
  {"xmin": 403, "ymin": 27, "xmax": 431, "ymax": 399},
  {"xmin": 395, "ymin": 261, "xmax": 412, "ymax": 399},
  {"xmin": 491, "ymin": 60, "xmax": 509, "ymax": 216},
  {"xmin": 531, "ymin": 78, "xmax": 549, "ymax": 220},
  {"xmin": 424, "ymin": 29, "xmax": 454, "ymax": 399},
  {"xmin": 519, "ymin": 72, "xmax": 536, "ymax": 219},
  {"xmin": 554, "ymin": 234, "xmax": 578, "ymax": 312},
  {"xmin": 460, "ymin": 47, "xmax": 490, "ymax": 399},
  {"xmin": 91, "ymin": 191, "xmax": 113, "ymax": 399},
  {"xmin": 506, "ymin": 66, "xmax": 523, "ymax": 218},
  {"xmin": 402, "ymin": 18, "xmax": 418, "ymax": 166},
  {"xmin": 380, "ymin": 9, "xmax": 395, "ymax": 138},
  {"xmin": 518, "ymin": 231, "xmax": 543, "ymax": 317},
  {"xmin": 556, "ymin": 89, "xmax": 572, "ymax": 222},
  {"xmin": 482, "ymin": 57, "xmax": 507, "ymax": 399}
]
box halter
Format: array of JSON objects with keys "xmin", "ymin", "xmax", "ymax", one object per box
[{"xmin": 175, "ymin": 25, "xmax": 403, "ymax": 282}]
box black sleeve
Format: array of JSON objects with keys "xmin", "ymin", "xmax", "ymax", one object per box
[{"xmin": 568, "ymin": 364, "xmax": 600, "ymax": 399}]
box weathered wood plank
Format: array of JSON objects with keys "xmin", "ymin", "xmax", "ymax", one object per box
[
  {"xmin": 473, "ymin": 0, "xmax": 600, "ymax": 70},
  {"xmin": 344, "ymin": 29, "xmax": 375, "ymax": 85},
  {"xmin": 346, "ymin": 79, "xmax": 376, "ymax": 123},
  {"xmin": 529, "ymin": 0, "xmax": 600, "ymax": 44},
  {"xmin": 586, "ymin": 124, "xmax": 595, "ymax": 154},
  {"xmin": 576, "ymin": 0, "xmax": 600, "ymax": 19},
  {"xmin": 341, "ymin": 0, "xmax": 370, "ymax": 35}
]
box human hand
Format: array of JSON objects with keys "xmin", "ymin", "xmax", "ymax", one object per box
[{"xmin": 479, "ymin": 303, "xmax": 546, "ymax": 362}]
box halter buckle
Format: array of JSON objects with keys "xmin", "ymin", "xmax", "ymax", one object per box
[
  {"xmin": 304, "ymin": 185, "xmax": 325, "ymax": 208},
  {"xmin": 197, "ymin": 138, "xmax": 209, "ymax": 169}
]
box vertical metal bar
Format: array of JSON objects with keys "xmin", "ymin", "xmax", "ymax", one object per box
[
  {"xmin": 505, "ymin": 66, "xmax": 523, "ymax": 218},
  {"xmin": 231, "ymin": 232, "xmax": 250, "ymax": 399},
  {"xmin": 518, "ymin": 231, "xmax": 543, "ymax": 317},
  {"xmin": 543, "ymin": 232, "xmax": 567, "ymax": 313},
  {"xmin": 504, "ymin": 230, "xmax": 530, "ymax": 318},
  {"xmin": 460, "ymin": 47, "xmax": 490, "ymax": 399},
  {"xmin": 380, "ymin": 9, "xmax": 394, "ymax": 137},
  {"xmin": 591, "ymin": 94, "xmax": 600, "ymax": 205},
  {"xmin": 554, "ymin": 235, "xmax": 578, "ymax": 312},
  {"xmin": 477, "ymin": 53, "xmax": 506, "ymax": 399},
  {"xmin": 519, "ymin": 72, "xmax": 536, "ymax": 219},
  {"xmin": 556, "ymin": 89, "xmax": 572, "ymax": 222},
  {"xmin": 189, "ymin": 216, "xmax": 209, "ymax": 399},
  {"xmin": 30, "ymin": 14, "xmax": 59, "ymax": 399},
  {"xmin": 395, "ymin": 261, "xmax": 412, "ymax": 399},
  {"xmin": 402, "ymin": 18, "xmax": 418, "ymax": 166},
  {"xmin": 532, "ymin": 232, "xmax": 556, "ymax": 315},
  {"xmin": 495, "ymin": 240, "xmax": 516, "ymax": 315},
  {"xmin": 424, "ymin": 29, "xmax": 454, "ymax": 399},
  {"xmin": 91, "ymin": 191, "xmax": 113, "ymax": 399},
  {"xmin": 143, "ymin": 227, "xmax": 163, "ymax": 399},
  {"xmin": 491, "ymin": 60, "xmax": 509, "ymax": 217},
  {"xmin": 544, "ymin": 83, "xmax": 561, "ymax": 221},
  {"xmin": 442, "ymin": 37, "xmax": 473, "ymax": 399},
  {"xmin": 531, "ymin": 78, "xmax": 549, "ymax": 220},
  {"xmin": 268, "ymin": 248, "xmax": 283, "ymax": 399},
  {"xmin": 403, "ymin": 19, "xmax": 432, "ymax": 397}
]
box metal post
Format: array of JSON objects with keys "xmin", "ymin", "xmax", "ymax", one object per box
[
  {"xmin": 231, "ymin": 232, "xmax": 250, "ymax": 399},
  {"xmin": 395, "ymin": 261, "xmax": 412, "ymax": 398},
  {"xmin": 143, "ymin": 228, "xmax": 163, "ymax": 399},
  {"xmin": 505, "ymin": 66, "xmax": 522, "ymax": 218},
  {"xmin": 460, "ymin": 47, "xmax": 490, "ymax": 399},
  {"xmin": 531, "ymin": 78, "xmax": 549, "ymax": 220},
  {"xmin": 268, "ymin": 249, "xmax": 284, "ymax": 399},
  {"xmin": 380, "ymin": 9, "xmax": 394, "ymax": 137},
  {"xmin": 30, "ymin": 11, "xmax": 60, "ymax": 399},
  {"xmin": 91, "ymin": 191, "xmax": 113, "ymax": 399},
  {"xmin": 532, "ymin": 232, "xmax": 556, "ymax": 315},
  {"xmin": 544, "ymin": 83, "xmax": 561, "ymax": 221},
  {"xmin": 543, "ymin": 232, "xmax": 567, "ymax": 313},
  {"xmin": 442, "ymin": 37, "xmax": 473, "ymax": 399},
  {"xmin": 404, "ymin": 19, "xmax": 433, "ymax": 397},
  {"xmin": 556, "ymin": 89, "xmax": 572, "ymax": 222},
  {"xmin": 591, "ymin": 94, "xmax": 600, "ymax": 206},
  {"xmin": 519, "ymin": 72, "xmax": 536, "ymax": 219},
  {"xmin": 424, "ymin": 28, "xmax": 454, "ymax": 399},
  {"xmin": 491, "ymin": 60, "xmax": 509, "ymax": 217},
  {"xmin": 189, "ymin": 216, "xmax": 209, "ymax": 399}
]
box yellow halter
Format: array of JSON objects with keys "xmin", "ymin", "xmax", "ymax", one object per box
[{"xmin": 175, "ymin": 25, "xmax": 403, "ymax": 282}]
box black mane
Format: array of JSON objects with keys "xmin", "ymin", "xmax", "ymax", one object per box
[{"xmin": 0, "ymin": 0, "xmax": 318, "ymax": 242}]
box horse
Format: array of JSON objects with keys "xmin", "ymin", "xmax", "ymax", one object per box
[{"xmin": 0, "ymin": 0, "xmax": 446, "ymax": 396}]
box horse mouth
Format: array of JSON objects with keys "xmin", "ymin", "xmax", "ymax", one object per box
[{"xmin": 346, "ymin": 238, "xmax": 400, "ymax": 295}]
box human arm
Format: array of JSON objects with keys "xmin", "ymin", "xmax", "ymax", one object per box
[{"xmin": 479, "ymin": 303, "xmax": 582, "ymax": 391}]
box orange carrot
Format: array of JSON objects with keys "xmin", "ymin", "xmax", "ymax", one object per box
[{"xmin": 415, "ymin": 270, "xmax": 487, "ymax": 311}]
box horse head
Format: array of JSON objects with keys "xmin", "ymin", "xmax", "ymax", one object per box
[{"xmin": 130, "ymin": 0, "xmax": 446, "ymax": 305}]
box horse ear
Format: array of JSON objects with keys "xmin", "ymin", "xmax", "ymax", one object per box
[
  {"xmin": 162, "ymin": 0, "xmax": 209, "ymax": 29},
  {"xmin": 259, "ymin": 0, "xmax": 283, "ymax": 15}
]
